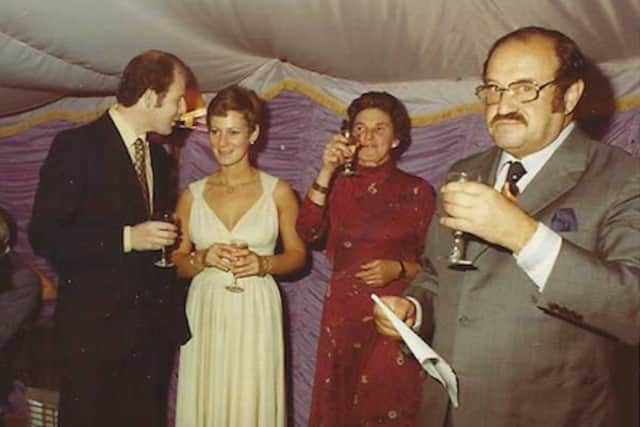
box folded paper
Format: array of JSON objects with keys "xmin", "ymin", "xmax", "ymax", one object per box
[{"xmin": 371, "ymin": 294, "xmax": 459, "ymax": 407}]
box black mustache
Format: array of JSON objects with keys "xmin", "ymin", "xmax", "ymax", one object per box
[{"xmin": 491, "ymin": 112, "xmax": 527, "ymax": 126}]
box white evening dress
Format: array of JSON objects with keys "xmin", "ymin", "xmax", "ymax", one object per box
[{"xmin": 175, "ymin": 172, "xmax": 285, "ymax": 427}]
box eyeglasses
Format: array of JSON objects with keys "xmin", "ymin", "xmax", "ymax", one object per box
[{"xmin": 475, "ymin": 79, "xmax": 558, "ymax": 105}]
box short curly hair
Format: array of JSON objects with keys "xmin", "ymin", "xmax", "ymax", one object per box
[
  {"xmin": 346, "ymin": 92, "xmax": 411, "ymax": 146},
  {"xmin": 206, "ymin": 85, "xmax": 264, "ymax": 132}
]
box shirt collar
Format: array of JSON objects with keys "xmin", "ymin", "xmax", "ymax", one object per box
[
  {"xmin": 356, "ymin": 158, "xmax": 396, "ymax": 179},
  {"xmin": 498, "ymin": 122, "xmax": 575, "ymax": 189},
  {"xmin": 109, "ymin": 105, "xmax": 146, "ymax": 148}
]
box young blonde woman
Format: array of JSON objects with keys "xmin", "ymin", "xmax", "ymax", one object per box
[{"xmin": 174, "ymin": 85, "xmax": 306, "ymax": 427}]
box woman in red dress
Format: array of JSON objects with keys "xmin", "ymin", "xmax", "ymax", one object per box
[{"xmin": 296, "ymin": 92, "xmax": 436, "ymax": 427}]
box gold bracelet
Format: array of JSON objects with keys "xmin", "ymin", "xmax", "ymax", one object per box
[
  {"xmin": 259, "ymin": 256, "xmax": 273, "ymax": 276},
  {"xmin": 264, "ymin": 257, "xmax": 273, "ymax": 275}
]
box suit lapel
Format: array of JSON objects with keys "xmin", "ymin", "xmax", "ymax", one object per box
[
  {"xmin": 467, "ymin": 129, "xmax": 590, "ymax": 264},
  {"xmin": 517, "ymin": 130, "xmax": 589, "ymax": 217}
]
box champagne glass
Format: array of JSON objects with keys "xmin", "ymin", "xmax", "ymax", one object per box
[
  {"xmin": 446, "ymin": 171, "xmax": 481, "ymax": 270},
  {"xmin": 340, "ymin": 120, "xmax": 358, "ymax": 176},
  {"xmin": 175, "ymin": 107, "xmax": 207, "ymax": 133},
  {"xmin": 225, "ymin": 238, "xmax": 249, "ymax": 293},
  {"xmin": 154, "ymin": 210, "xmax": 176, "ymax": 268}
]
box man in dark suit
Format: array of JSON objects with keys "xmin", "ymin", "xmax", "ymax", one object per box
[
  {"xmin": 29, "ymin": 50, "xmax": 191, "ymax": 427},
  {"xmin": 375, "ymin": 27, "xmax": 639, "ymax": 427}
]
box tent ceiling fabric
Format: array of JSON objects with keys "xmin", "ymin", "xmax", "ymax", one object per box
[{"xmin": 1, "ymin": 0, "xmax": 639, "ymax": 116}]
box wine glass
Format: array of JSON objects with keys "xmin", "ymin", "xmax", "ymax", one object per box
[
  {"xmin": 340, "ymin": 120, "xmax": 358, "ymax": 176},
  {"xmin": 154, "ymin": 211, "xmax": 176, "ymax": 268},
  {"xmin": 445, "ymin": 171, "xmax": 481, "ymax": 270},
  {"xmin": 225, "ymin": 238, "xmax": 249, "ymax": 293},
  {"xmin": 174, "ymin": 107, "xmax": 207, "ymax": 133}
]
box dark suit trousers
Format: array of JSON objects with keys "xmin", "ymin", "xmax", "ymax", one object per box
[{"xmin": 58, "ymin": 327, "xmax": 175, "ymax": 427}]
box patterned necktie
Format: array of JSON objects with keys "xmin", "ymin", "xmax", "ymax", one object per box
[
  {"xmin": 133, "ymin": 138, "xmax": 150, "ymax": 213},
  {"xmin": 502, "ymin": 160, "xmax": 527, "ymax": 200}
]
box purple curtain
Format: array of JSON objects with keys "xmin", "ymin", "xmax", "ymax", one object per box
[{"xmin": 1, "ymin": 90, "xmax": 638, "ymax": 426}]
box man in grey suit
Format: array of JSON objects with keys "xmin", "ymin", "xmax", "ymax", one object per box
[{"xmin": 374, "ymin": 27, "xmax": 639, "ymax": 427}]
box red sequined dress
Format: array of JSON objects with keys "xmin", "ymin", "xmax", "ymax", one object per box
[{"xmin": 297, "ymin": 160, "xmax": 436, "ymax": 427}]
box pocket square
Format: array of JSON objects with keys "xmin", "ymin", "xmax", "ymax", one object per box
[{"xmin": 551, "ymin": 208, "xmax": 578, "ymax": 232}]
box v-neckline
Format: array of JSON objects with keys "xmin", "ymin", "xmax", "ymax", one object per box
[{"xmin": 203, "ymin": 172, "xmax": 265, "ymax": 233}]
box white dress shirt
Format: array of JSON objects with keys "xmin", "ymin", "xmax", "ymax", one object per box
[
  {"xmin": 109, "ymin": 106, "xmax": 154, "ymax": 252},
  {"xmin": 494, "ymin": 122, "xmax": 574, "ymax": 291}
]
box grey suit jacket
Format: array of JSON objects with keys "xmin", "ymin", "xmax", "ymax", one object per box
[{"xmin": 408, "ymin": 129, "xmax": 640, "ymax": 427}]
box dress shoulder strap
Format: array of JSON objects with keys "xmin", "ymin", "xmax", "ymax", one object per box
[
  {"xmin": 258, "ymin": 171, "xmax": 279, "ymax": 195},
  {"xmin": 188, "ymin": 177, "xmax": 208, "ymax": 200}
]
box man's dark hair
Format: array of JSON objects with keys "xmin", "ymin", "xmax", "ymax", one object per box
[
  {"xmin": 347, "ymin": 91, "xmax": 411, "ymax": 146},
  {"xmin": 116, "ymin": 50, "xmax": 189, "ymax": 107},
  {"xmin": 206, "ymin": 85, "xmax": 264, "ymax": 132},
  {"xmin": 483, "ymin": 26, "xmax": 586, "ymax": 103}
]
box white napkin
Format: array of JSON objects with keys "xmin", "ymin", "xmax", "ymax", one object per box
[{"xmin": 371, "ymin": 294, "xmax": 459, "ymax": 407}]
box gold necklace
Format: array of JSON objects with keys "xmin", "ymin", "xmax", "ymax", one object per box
[{"xmin": 219, "ymin": 171, "xmax": 258, "ymax": 194}]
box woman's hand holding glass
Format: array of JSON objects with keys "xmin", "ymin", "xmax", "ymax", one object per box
[
  {"xmin": 202, "ymin": 242, "xmax": 241, "ymax": 272},
  {"xmin": 321, "ymin": 133, "xmax": 357, "ymax": 175},
  {"xmin": 228, "ymin": 249, "xmax": 265, "ymax": 279},
  {"xmin": 202, "ymin": 241, "xmax": 265, "ymax": 291}
]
